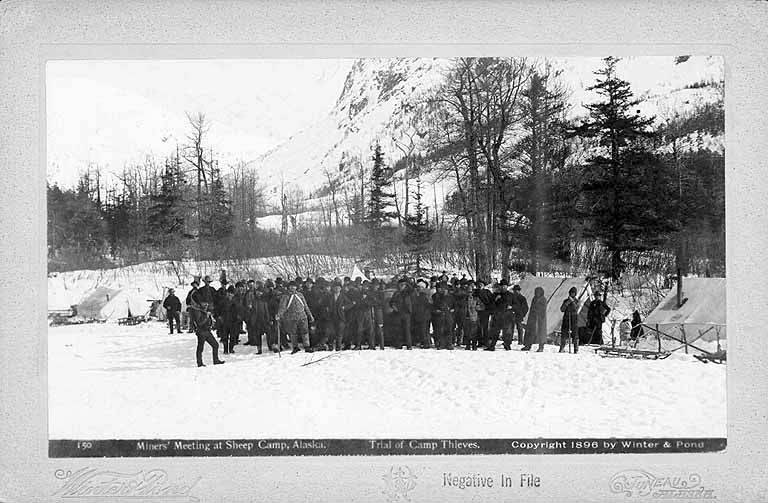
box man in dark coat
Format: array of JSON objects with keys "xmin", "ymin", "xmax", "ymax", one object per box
[
  {"xmin": 486, "ymin": 279, "xmax": 515, "ymax": 351},
  {"xmin": 368, "ymin": 279, "xmax": 386, "ymax": 350},
  {"xmin": 452, "ymin": 284, "xmax": 469, "ymax": 347},
  {"xmin": 523, "ymin": 286, "xmax": 547, "ymax": 352},
  {"xmin": 185, "ymin": 278, "xmax": 200, "ymax": 333},
  {"xmin": 475, "ymin": 279, "xmax": 494, "ymax": 348},
  {"xmin": 266, "ymin": 284, "xmax": 287, "ymax": 350},
  {"xmin": 411, "ymin": 279, "xmax": 433, "ymax": 348},
  {"xmin": 163, "ymin": 288, "xmax": 182, "ymax": 334},
  {"xmin": 431, "ymin": 282, "xmax": 455, "ymax": 349},
  {"xmin": 306, "ymin": 280, "xmax": 331, "ymax": 350},
  {"xmin": 559, "ymin": 287, "xmax": 581, "ymax": 353},
  {"xmin": 243, "ymin": 280, "xmax": 271, "ymax": 354},
  {"xmin": 462, "ymin": 280, "xmax": 482, "ymax": 350},
  {"xmin": 586, "ymin": 291, "xmax": 611, "ymax": 345},
  {"xmin": 389, "ymin": 279, "xmax": 413, "ymax": 349},
  {"xmin": 196, "ymin": 275, "xmax": 217, "ymax": 308},
  {"xmin": 356, "ymin": 282, "xmax": 377, "ymax": 349},
  {"xmin": 510, "ymin": 284, "xmax": 530, "ymax": 345},
  {"xmin": 328, "ymin": 282, "xmax": 354, "ymax": 351},
  {"xmin": 190, "ymin": 301, "xmax": 225, "ymax": 368},
  {"xmin": 219, "ymin": 286, "xmax": 243, "ymax": 354}
]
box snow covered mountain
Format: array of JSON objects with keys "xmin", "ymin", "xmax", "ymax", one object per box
[
  {"xmin": 254, "ymin": 58, "xmax": 450, "ymax": 202},
  {"xmin": 254, "ymin": 56, "xmax": 724, "ymax": 213}
]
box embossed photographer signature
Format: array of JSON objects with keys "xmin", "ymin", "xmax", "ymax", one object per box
[
  {"xmin": 609, "ymin": 469, "xmax": 716, "ymax": 499},
  {"xmin": 52, "ymin": 467, "xmax": 201, "ymax": 501}
]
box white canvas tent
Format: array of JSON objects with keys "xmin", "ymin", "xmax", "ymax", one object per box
[
  {"xmin": 644, "ymin": 277, "xmax": 726, "ymax": 345},
  {"xmin": 76, "ymin": 286, "xmax": 120, "ymax": 320},
  {"xmin": 99, "ymin": 289, "xmax": 152, "ymax": 321},
  {"xmin": 516, "ymin": 276, "xmax": 593, "ymax": 337},
  {"xmin": 76, "ymin": 287, "xmax": 152, "ymax": 321},
  {"xmin": 349, "ymin": 264, "xmax": 367, "ymax": 280}
]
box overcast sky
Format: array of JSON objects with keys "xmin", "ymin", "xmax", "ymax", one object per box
[{"xmin": 46, "ymin": 56, "xmax": 722, "ymax": 189}]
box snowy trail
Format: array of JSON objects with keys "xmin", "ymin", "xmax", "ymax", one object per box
[{"xmin": 48, "ymin": 322, "xmax": 726, "ymax": 439}]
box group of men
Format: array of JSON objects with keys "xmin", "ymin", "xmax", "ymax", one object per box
[{"xmin": 162, "ymin": 272, "xmax": 612, "ymax": 367}]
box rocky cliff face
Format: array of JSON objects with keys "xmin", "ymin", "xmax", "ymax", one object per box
[{"xmin": 255, "ymin": 56, "xmax": 724, "ymax": 212}]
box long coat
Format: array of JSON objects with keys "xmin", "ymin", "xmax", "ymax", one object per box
[{"xmin": 525, "ymin": 294, "xmax": 548, "ymax": 346}]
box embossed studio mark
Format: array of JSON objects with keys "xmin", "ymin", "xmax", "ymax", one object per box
[
  {"xmin": 382, "ymin": 465, "xmax": 418, "ymax": 502},
  {"xmin": 609, "ymin": 470, "xmax": 716, "ymax": 499},
  {"xmin": 52, "ymin": 468, "xmax": 200, "ymax": 501}
]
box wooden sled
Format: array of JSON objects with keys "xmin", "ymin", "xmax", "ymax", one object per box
[
  {"xmin": 595, "ymin": 346, "xmax": 672, "ymax": 360},
  {"xmin": 693, "ymin": 350, "xmax": 726, "ymax": 364},
  {"xmin": 118, "ymin": 315, "xmax": 147, "ymax": 326}
]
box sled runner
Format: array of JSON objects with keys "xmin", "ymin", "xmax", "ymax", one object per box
[
  {"xmin": 693, "ymin": 350, "xmax": 726, "ymax": 364},
  {"xmin": 595, "ymin": 346, "xmax": 671, "ymax": 360},
  {"xmin": 118, "ymin": 315, "xmax": 147, "ymax": 326}
]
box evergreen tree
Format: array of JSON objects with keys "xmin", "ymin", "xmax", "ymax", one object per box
[
  {"xmin": 201, "ymin": 165, "xmax": 234, "ymax": 243},
  {"xmin": 403, "ymin": 177, "xmax": 434, "ymax": 273},
  {"xmin": 365, "ymin": 144, "xmax": 398, "ymax": 261},
  {"xmin": 573, "ymin": 56, "xmax": 659, "ymax": 279},
  {"xmin": 147, "ymin": 157, "xmax": 187, "ymax": 252},
  {"xmin": 513, "ymin": 68, "xmax": 570, "ymax": 273}
]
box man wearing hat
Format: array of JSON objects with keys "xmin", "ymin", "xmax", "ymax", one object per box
[
  {"xmin": 474, "ymin": 279, "xmax": 494, "ymax": 348},
  {"xmin": 368, "ymin": 279, "xmax": 386, "ymax": 349},
  {"xmin": 509, "ymin": 284, "xmax": 529, "ymax": 346},
  {"xmin": 462, "ymin": 280, "xmax": 483, "ymax": 350},
  {"xmin": 328, "ymin": 280, "xmax": 354, "ymax": 351},
  {"xmin": 412, "ymin": 279, "xmax": 433, "ymax": 348},
  {"xmin": 162, "ymin": 288, "xmax": 182, "ymax": 334},
  {"xmin": 218, "ymin": 285, "xmax": 243, "ymax": 354},
  {"xmin": 197, "ymin": 275, "xmax": 217, "ymax": 307},
  {"xmin": 188, "ymin": 299, "xmax": 225, "ymax": 367},
  {"xmin": 276, "ymin": 281, "xmax": 315, "ymax": 354},
  {"xmin": 185, "ymin": 277, "xmax": 201, "ymax": 333},
  {"xmin": 486, "ymin": 279, "xmax": 515, "ymax": 350},
  {"xmin": 243, "ymin": 279, "xmax": 270, "ymax": 353},
  {"xmin": 431, "ymin": 282, "xmax": 455, "ymax": 349},
  {"xmin": 389, "ymin": 278, "xmax": 414, "ymax": 349}
]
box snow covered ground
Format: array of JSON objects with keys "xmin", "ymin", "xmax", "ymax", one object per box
[{"xmin": 48, "ymin": 321, "xmax": 726, "ymax": 440}]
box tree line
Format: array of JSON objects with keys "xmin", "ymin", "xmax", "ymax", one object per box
[{"xmin": 48, "ymin": 57, "xmax": 724, "ymax": 284}]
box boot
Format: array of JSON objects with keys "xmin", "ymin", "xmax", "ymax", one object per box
[
  {"xmin": 197, "ymin": 363, "xmax": 205, "ymax": 367},
  {"xmin": 291, "ymin": 347, "xmax": 300, "ymax": 355},
  {"xmin": 214, "ymin": 359, "xmax": 225, "ymax": 365},
  {"xmin": 257, "ymin": 346, "xmax": 263, "ymax": 355},
  {"xmin": 305, "ymin": 347, "xmax": 314, "ymax": 353},
  {"xmin": 521, "ymin": 345, "xmax": 531, "ymax": 351},
  {"xmin": 536, "ymin": 345, "xmax": 544, "ymax": 352}
]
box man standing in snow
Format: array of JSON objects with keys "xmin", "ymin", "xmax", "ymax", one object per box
[
  {"xmin": 587, "ymin": 291, "xmax": 611, "ymax": 345},
  {"xmin": 196, "ymin": 275, "xmax": 217, "ymax": 309},
  {"xmin": 462, "ymin": 280, "xmax": 483, "ymax": 350},
  {"xmin": 190, "ymin": 301, "xmax": 225, "ymax": 368},
  {"xmin": 369, "ymin": 279, "xmax": 386, "ymax": 350},
  {"xmin": 185, "ymin": 278, "xmax": 200, "ymax": 333},
  {"xmin": 163, "ymin": 288, "xmax": 182, "ymax": 334},
  {"xmin": 510, "ymin": 284, "xmax": 529, "ymax": 346},
  {"xmin": 219, "ymin": 286, "xmax": 242, "ymax": 354},
  {"xmin": 474, "ymin": 279, "xmax": 494, "ymax": 348},
  {"xmin": 389, "ymin": 278, "xmax": 413, "ymax": 349},
  {"xmin": 431, "ymin": 282, "xmax": 455, "ymax": 350},
  {"xmin": 411, "ymin": 279, "xmax": 433, "ymax": 348},
  {"xmin": 276, "ymin": 281, "xmax": 315, "ymax": 354},
  {"xmin": 486, "ymin": 279, "xmax": 515, "ymax": 351},
  {"xmin": 328, "ymin": 281, "xmax": 353, "ymax": 351},
  {"xmin": 243, "ymin": 280, "xmax": 271, "ymax": 354},
  {"xmin": 559, "ymin": 287, "xmax": 581, "ymax": 353}
]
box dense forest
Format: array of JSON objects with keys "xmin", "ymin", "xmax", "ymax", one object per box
[{"xmin": 48, "ymin": 57, "xmax": 725, "ymax": 284}]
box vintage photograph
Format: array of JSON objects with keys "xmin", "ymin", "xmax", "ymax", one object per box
[{"xmin": 46, "ymin": 56, "xmax": 726, "ymax": 451}]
